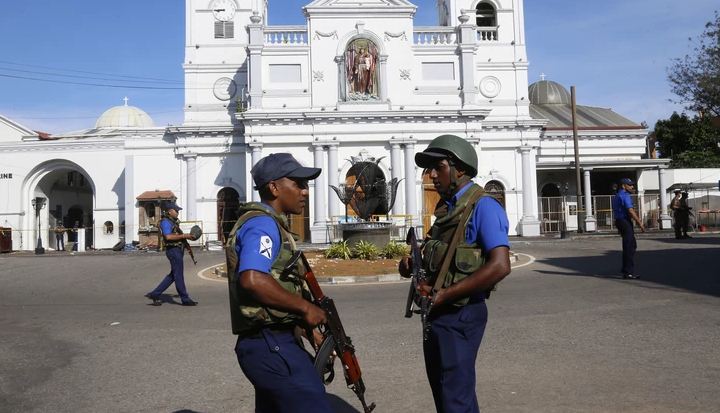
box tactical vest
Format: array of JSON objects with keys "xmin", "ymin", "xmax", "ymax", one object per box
[
  {"xmin": 226, "ymin": 202, "xmax": 310, "ymax": 335},
  {"xmin": 159, "ymin": 217, "xmax": 183, "ymax": 249},
  {"xmin": 422, "ymin": 184, "xmax": 488, "ymax": 307}
]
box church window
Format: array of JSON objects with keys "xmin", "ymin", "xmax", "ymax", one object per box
[
  {"xmin": 214, "ymin": 21, "xmax": 234, "ymax": 39},
  {"xmin": 104, "ymin": 221, "xmax": 114, "ymax": 234},
  {"xmin": 476, "ymin": 2, "xmax": 497, "ymax": 27}
]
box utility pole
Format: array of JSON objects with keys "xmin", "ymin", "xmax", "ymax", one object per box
[{"xmin": 570, "ymin": 86, "xmax": 583, "ymax": 233}]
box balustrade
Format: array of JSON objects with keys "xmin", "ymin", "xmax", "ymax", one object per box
[
  {"xmin": 413, "ymin": 27, "xmax": 458, "ymax": 45},
  {"xmin": 264, "ymin": 26, "xmax": 308, "ymax": 46}
]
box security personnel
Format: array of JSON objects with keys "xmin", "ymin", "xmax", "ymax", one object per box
[
  {"xmin": 678, "ymin": 191, "xmax": 692, "ymax": 238},
  {"xmin": 145, "ymin": 200, "xmax": 198, "ymax": 306},
  {"xmin": 670, "ymin": 189, "xmax": 683, "ymax": 239},
  {"xmin": 227, "ymin": 153, "xmax": 333, "ymax": 413},
  {"xmin": 612, "ymin": 178, "xmax": 645, "ymax": 279},
  {"xmin": 399, "ymin": 135, "xmax": 511, "ymax": 413}
]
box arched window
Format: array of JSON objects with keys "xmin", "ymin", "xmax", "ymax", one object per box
[
  {"xmin": 344, "ymin": 39, "xmax": 380, "ymax": 102},
  {"xmin": 541, "ymin": 183, "xmax": 561, "ymax": 197},
  {"xmin": 484, "ymin": 180, "xmax": 506, "ymax": 208},
  {"xmin": 104, "ymin": 221, "xmax": 114, "ymax": 234},
  {"xmin": 476, "ymin": 2, "xmax": 497, "ymax": 27}
]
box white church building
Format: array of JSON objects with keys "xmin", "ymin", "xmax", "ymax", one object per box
[{"xmin": 0, "ymin": 0, "xmax": 678, "ymax": 252}]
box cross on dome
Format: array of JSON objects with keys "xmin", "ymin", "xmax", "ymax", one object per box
[
  {"xmin": 540, "ymin": 73, "xmax": 546, "ymax": 81},
  {"xmin": 123, "ymin": 97, "xmax": 129, "ymax": 106}
]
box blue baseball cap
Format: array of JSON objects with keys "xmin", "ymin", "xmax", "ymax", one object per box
[
  {"xmin": 619, "ymin": 178, "xmax": 635, "ymax": 185},
  {"xmin": 160, "ymin": 200, "xmax": 182, "ymax": 211},
  {"xmin": 251, "ymin": 153, "xmax": 321, "ymax": 189}
]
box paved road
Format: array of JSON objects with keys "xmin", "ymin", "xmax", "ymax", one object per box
[{"xmin": 0, "ymin": 235, "xmax": 718, "ymax": 413}]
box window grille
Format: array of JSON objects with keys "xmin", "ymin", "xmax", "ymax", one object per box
[{"xmin": 214, "ymin": 21, "xmax": 234, "ymax": 39}]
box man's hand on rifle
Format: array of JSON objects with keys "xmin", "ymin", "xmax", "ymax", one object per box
[{"xmin": 300, "ymin": 300, "xmax": 328, "ymax": 328}]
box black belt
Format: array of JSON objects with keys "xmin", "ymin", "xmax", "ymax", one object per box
[{"xmin": 238, "ymin": 324, "xmax": 296, "ymax": 340}]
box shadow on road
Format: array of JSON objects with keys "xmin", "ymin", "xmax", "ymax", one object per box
[
  {"xmin": 328, "ymin": 393, "xmax": 362, "ymax": 413},
  {"xmin": 535, "ymin": 236, "xmax": 720, "ymax": 297}
]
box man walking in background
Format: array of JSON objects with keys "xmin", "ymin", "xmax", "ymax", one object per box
[{"xmin": 612, "ymin": 178, "xmax": 645, "ymax": 279}]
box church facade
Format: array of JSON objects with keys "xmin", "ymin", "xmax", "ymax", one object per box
[{"xmin": 1, "ymin": 0, "xmax": 672, "ymax": 251}]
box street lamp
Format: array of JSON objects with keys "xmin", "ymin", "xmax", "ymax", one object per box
[{"xmin": 31, "ymin": 197, "xmax": 46, "ymax": 255}]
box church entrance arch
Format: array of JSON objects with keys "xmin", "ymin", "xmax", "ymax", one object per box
[
  {"xmin": 217, "ymin": 187, "xmax": 240, "ymax": 243},
  {"xmin": 484, "ymin": 180, "xmax": 506, "ymax": 208},
  {"xmin": 23, "ymin": 160, "xmax": 95, "ymax": 251},
  {"xmin": 422, "ymin": 171, "xmax": 441, "ymax": 236},
  {"xmin": 344, "ymin": 161, "xmax": 390, "ymax": 219}
]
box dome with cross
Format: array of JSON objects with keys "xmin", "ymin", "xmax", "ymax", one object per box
[
  {"xmin": 95, "ymin": 97, "xmax": 154, "ymax": 128},
  {"xmin": 528, "ymin": 75, "xmax": 571, "ymax": 105}
]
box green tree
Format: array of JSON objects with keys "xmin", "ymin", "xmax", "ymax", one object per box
[
  {"xmin": 654, "ymin": 112, "xmax": 720, "ymax": 167},
  {"xmin": 667, "ymin": 11, "xmax": 720, "ymax": 117}
]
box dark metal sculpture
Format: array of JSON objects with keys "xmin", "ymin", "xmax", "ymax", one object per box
[{"xmin": 330, "ymin": 154, "xmax": 402, "ymax": 221}]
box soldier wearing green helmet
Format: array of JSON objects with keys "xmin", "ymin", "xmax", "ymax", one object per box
[{"xmin": 399, "ymin": 134, "xmax": 511, "ymax": 413}]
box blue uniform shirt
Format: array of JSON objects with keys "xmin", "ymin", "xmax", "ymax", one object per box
[
  {"xmin": 235, "ymin": 204, "xmax": 282, "ymax": 274},
  {"xmin": 159, "ymin": 218, "xmax": 174, "ymax": 237},
  {"xmin": 447, "ymin": 183, "xmax": 510, "ymax": 252},
  {"xmin": 612, "ymin": 189, "xmax": 633, "ymax": 220}
]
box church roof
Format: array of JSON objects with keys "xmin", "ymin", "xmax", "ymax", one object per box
[
  {"xmin": 96, "ymin": 98, "xmax": 154, "ymax": 129},
  {"xmin": 530, "ymin": 104, "xmax": 643, "ymax": 130}
]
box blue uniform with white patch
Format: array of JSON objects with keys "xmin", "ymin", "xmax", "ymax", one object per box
[
  {"xmin": 613, "ymin": 189, "xmax": 637, "ymax": 275},
  {"xmin": 147, "ymin": 217, "xmax": 194, "ymax": 304},
  {"xmin": 233, "ymin": 204, "xmax": 332, "ymax": 413},
  {"xmin": 424, "ymin": 183, "xmax": 510, "ymax": 413}
]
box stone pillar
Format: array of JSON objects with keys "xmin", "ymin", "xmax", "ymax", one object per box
[
  {"xmin": 184, "ymin": 154, "xmax": 197, "ymax": 221},
  {"xmin": 583, "ymin": 168, "xmax": 597, "ymax": 231},
  {"xmin": 247, "ymin": 13, "xmax": 264, "ymax": 109},
  {"xmin": 658, "ymin": 167, "xmax": 672, "ymax": 229},
  {"xmin": 327, "ymin": 143, "xmax": 340, "ymax": 221},
  {"xmin": 335, "ymin": 56, "xmax": 345, "ymax": 102},
  {"xmin": 123, "ymin": 155, "xmax": 137, "ymax": 243},
  {"xmin": 403, "ymin": 142, "xmax": 417, "ymax": 226},
  {"xmin": 250, "ymin": 144, "xmax": 263, "ymax": 202},
  {"xmin": 378, "ymin": 55, "xmax": 389, "ymax": 102},
  {"xmin": 390, "ymin": 142, "xmax": 403, "ymax": 215},
  {"xmin": 311, "ymin": 145, "xmax": 328, "ymax": 243},
  {"xmin": 518, "ymin": 145, "xmax": 540, "ymax": 236},
  {"xmin": 457, "ymin": 14, "xmax": 478, "ymax": 107}
]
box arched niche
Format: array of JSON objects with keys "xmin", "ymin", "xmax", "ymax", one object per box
[{"xmin": 335, "ymin": 31, "xmax": 388, "ymax": 103}]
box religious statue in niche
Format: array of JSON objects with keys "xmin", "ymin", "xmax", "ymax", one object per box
[{"xmin": 345, "ymin": 39, "xmax": 379, "ymax": 101}]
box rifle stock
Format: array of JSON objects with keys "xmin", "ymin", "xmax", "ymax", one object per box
[
  {"xmin": 182, "ymin": 239, "xmax": 197, "ymax": 265},
  {"xmin": 296, "ymin": 252, "xmax": 376, "ymax": 413},
  {"xmin": 405, "ymin": 227, "xmax": 432, "ymax": 341}
]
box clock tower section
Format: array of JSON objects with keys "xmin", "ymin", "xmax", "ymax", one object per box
[{"xmin": 183, "ymin": 0, "xmax": 267, "ymax": 125}]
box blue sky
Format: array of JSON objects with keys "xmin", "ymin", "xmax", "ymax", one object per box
[{"xmin": 0, "ymin": 0, "xmax": 717, "ymax": 134}]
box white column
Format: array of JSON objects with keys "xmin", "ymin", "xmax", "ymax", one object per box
[
  {"xmin": 403, "ymin": 142, "xmax": 417, "ymax": 225},
  {"xmin": 327, "ymin": 144, "xmax": 340, "ymax": 221},
  {"xmin": 658, "ymin": 167, "xmax": 672, "ymax": 229},
  {"xmin": 390, "ymin": 142, "xmax": 403, "ymax": 215},
  {"xmin": 247, "ymin": 13, "xmax": 264, "ymax": 109},
  {"xmin": 250, "ymin": 144, "xmax": 263, "ymax": 202},
  {"xmin": 310, "ymin": 145, "xmax": 328, "ymax": 243},
  {"xmin": 458, "ymin": 14, "xmax": 478, "ymax": 107},
  {"xmin": 518, "ymin": 145, "xmax": 540, "ymax": 236},
  {"xmin": 583, "ymin": 168, "xmax": 597, "ymax": 231},
  {"xmin": 184, "ymin": 154, "xmax": 197, "ymax": 221},
  {"xmin": 378, "ymin": 55, "xmax": 389, "ymax": 102},
  {"xmin": 123, "ymin": 155, "xmax": 137, "ymax": 243}
]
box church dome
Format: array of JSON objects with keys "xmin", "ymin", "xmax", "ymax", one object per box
[
  {"xmin": 528, "ymin": 80, "xmax": 571, "ymax": 105},
  {"xmin": 95, "ymin": 98, "xmax": 154, "ymax": 128}
]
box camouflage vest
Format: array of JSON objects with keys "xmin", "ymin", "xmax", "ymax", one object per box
[
  {"xmin": 158, "ymin": 217, "xmax": 183, "ymax": 249},
  {"xmin": 422, "ymin": 184, "xmax": 488, "ymax": 307},
  {"xmin": 226, "ymin": 203, "xmax": 309, "ymax": 335}
]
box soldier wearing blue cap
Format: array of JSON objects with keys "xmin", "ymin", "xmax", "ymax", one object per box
[
  {"xmin": 226, "ymin": 153, "xmax": 333, "ymax": 412},
  {"xmin": 145, "ymin": 200, "xmax": 198, "ymax": 306},
  {"xmin": 612, "ymin": 178, "xmax": 645, "ymax": 279}
]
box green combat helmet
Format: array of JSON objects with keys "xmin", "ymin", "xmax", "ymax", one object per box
[{"xmin": 414, "ymin": 134, "xmax": 478, "ymax": 177}]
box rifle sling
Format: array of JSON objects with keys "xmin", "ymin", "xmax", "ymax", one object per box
[{"xmin": 431, "ymin": 188, "xmax": 485, "ymax": 293}]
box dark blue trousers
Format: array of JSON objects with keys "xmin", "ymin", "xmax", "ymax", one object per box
[
  {"xmin": 424, "ymin": 300, "xmax": 488, "ymax": 413},
  {"xmin": 615, "ymin": 218, "xmax": 637, "ymax": 275},
  {"xmin": 235, "ymin": 330, "xmax": 333, "ymax": 413},
  {"xmin": 149, "ymin": 247, "xmax": 192, "ymax": 303}
]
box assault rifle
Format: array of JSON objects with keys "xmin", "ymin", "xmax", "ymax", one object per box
[
  {"xmin": 182, "ymin": 237, "xmax": 197, "ymax": 265},
  {"xmin": 404, "ymin": 227, "xmax": 432, "ymax": 341},
  {"xmin": 288, "ymin": 251, "xmax": 376, "ymax": 413}
]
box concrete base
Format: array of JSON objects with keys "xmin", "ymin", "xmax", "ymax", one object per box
[
  {"xmin": 659, "ymin": 216, "xmax": 673, "ymax": 230},
  {"xmin": 519, "ymin": 219, "xmax": 541, "ymax": 237},
  {"xmin": 584, "ymin": 217, "xmax": 597, "ymax": 232},
  {"xmin": 310, "ymin": 224, "xmax": 332, "ymax": 244}
]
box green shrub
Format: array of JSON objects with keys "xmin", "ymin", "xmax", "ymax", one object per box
[
  {"xmin": 325, "ymin": 241, "xmax": 351, "ymax": 260},
  {"xmin": 351, "ymin": 240, "xmax": 380, "ymax": 260},
  {"xmin": 381, "ymin": 241, "xmax": 410, "ymax": 258}
]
